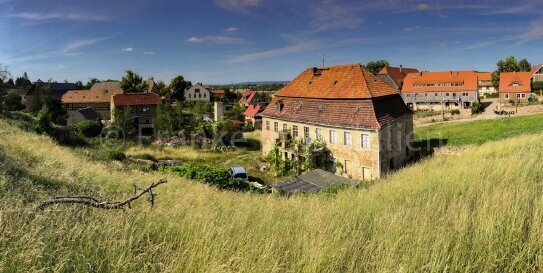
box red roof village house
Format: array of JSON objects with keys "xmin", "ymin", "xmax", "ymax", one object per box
[
  {"xmin": 243, "ymin": 104, "xmax": 262, "ymax": 126},
  {"xmin": 499, "ymin": 71, "xmax": 532, "ymax": 105},
  {"xmin": 530, "ymin": 64, "xmax": 543, "ymax": 84},
  {"xmin": 377, "ymin": 65, "xmax": 419, "ymax": 91},
  {"xmin": 111, "ymin": 93, "xmax": 161, "ymax": 128},
  {"xmin": 239, "ymin": 90, "xmax": 264, "ymax": 107},
  {"xmin": 261, "ymin": 64, "xmax": 413, "ymax": 181}
]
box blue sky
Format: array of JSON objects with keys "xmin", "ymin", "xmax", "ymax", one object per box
[{"xmin": 1, "ymin": 0, "xmax": 543, "ymax": 84}]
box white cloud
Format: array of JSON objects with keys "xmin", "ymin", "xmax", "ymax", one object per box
[
  {"xmin": 225, "ymin": 27, "xmax": 238, "ymax": 32},
  {"xmin": 122, "ymin": 47, "xmax": 134, "ymax": 52},
  {"xmin": 230, "ymin": 41, "xmax": 322, "ymax": 63},
  {"xmin": 417, "ymin": 3, "xmax": 429, "ymax": 11},
  {"xmin": 186, "ymin": 36, "xmax": 245, "ymax": 44},
  {"xmin": 143, "ymin": 51, "xmax": 155, "ymax": 55},
  {"xmin": 187, "ymin": 37, "xmax": 205, "ymax": 43},
  {"xmin": 9, "ymin": 12, "xmax": 108, "ymax": 21},
  {"xmin": 56, "ymin": 65, "xmax": 65, "ymax": 69},
  {"xmin": 214, "ymin": 0, "xmax": 262, "ymax": 13}
]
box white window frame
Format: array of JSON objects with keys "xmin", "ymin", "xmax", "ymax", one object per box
[
  {"xmin": 505, "ymin": 94, "xmax": 509, "ymax": 99},
  {"xmin": 344, "ymin": 132, "xmax": 352, "ymax": 146},
  {"xmin": 292, "ymin": 125, "xmax": 298, "ymax": 138},
  {"xmin": 274, "ymin": 122, "xmax": 278, "ymax": 132},
  {"xmin": 329, "ymin": 130, "xmax": 336, "ymax": 144},
  {"xmin": 283, "ymin": 124, "xmax": 288, "ymax": 131},
  {"xmin": 316, "ymin": 128, "xmax": 323, "ymax": 141},
  {"xmin": 361, "ymin": 134, "xmax": 370, "ymax": 149},
  {"xmin": 265, "ymin": 121, "xmax": 270, "ymax": 130}
]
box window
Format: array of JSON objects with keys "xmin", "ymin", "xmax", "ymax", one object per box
[
  {"xmin": 274, "ymin": 122, "xmax": 278, "ymax": 132},
  {"xmin": 344, "ymin": 132, "xmax": 352, "ymax": 146},
  {"xmin": 463, "ymin": 93, "xmax": 468, "ymax": 97},
  {"xmin": 266, "ymin": 121, "xmax": 270, "ymax": 130},
  {"xmin": 406, "ymin": 94, "xmax": 410, "ymax": 97},
  {"xmin": 435, "ymin": 93, "xmax": 438, "ymax": 96},
  {"xmin": 316, "ymin": 128, "xmax": 323, "ymax": 141},
  {"xmin": 505, "ymin": 94, "xmax": 509, "ymax": 99},
  {"xmin": 188, "ymin": 94, "xmax": 191, "ymax": 98},
  {"xmin": 304, "ymin": 127, "xmax": 310, "ymax": 143},
  {"xmin": 521, "ymin": 94, "xmax": 526, "ymax": 98},
  {"xmin": 204, "ymin": 93, "xmax": 206, "ymax": 98},
  {"xmin": 329, "ymin": 130, "xmax": 336, "ymax": 144},
  {"xmin": 452, "ymin": 93, "xmax": 456, "ymax": 97},
  {"xmin": 292, "ymin": 125, "xmax": 299, "ymax": 137},
  {"xmin": 283, "ymin": 124, "xmax": 288, "ymax": 131},
  {"xmin": 361, "ymin": 134, "xmax": 370, "ymax": 149},
  {"xmin": 445, "ymin": 93, "xmax": 450, "ymax": 97}
]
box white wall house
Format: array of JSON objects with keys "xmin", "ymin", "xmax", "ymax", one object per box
[{"xmin": 185, "ymin": 84, "xmax": 211, "ymax": 102}]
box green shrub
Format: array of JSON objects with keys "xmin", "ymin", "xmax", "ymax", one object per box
[
  {"xmin": 242, "ymin": 123, "xmax": 255, "ymax": 132},
  {"xmin": 451, "ymin": 109, "xmax": 461, "ymax": 115},
  {"xmin": 166, "ymin": 163, "xmax": 250, "ymax": 191},
  {"xmin": 74, "ymin": 120, "xmax": 102, "ymax": 138},
  {"xmin": 106, "ymin": 150, "xmax": 126, "ymax": 161},
  {"xmin": 471, "ymin": 102, "xmax": 484, "ymax": 114}
]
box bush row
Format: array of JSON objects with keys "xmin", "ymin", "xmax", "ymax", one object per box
[{"xmin": 165, "ymin": 163, "xmax": 250, "ymax": 191}]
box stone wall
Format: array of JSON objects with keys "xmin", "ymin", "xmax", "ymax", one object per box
[{"xmin": 261, "ymin": 117, "xmax": 413, "ymax": 180}]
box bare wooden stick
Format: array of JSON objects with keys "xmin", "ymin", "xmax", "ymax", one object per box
[{"xmin": 37, "ymin": 179, "xmax": 167, "ymax": 211}]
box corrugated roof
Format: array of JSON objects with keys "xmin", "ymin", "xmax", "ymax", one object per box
[{"xmin": 272, "ymin": 169, "xmax": 357, "ymax": 194}]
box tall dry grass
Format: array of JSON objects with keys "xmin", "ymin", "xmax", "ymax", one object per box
[{"xmin": 1, "ymin": 119, "xmax": 543, "ymax": 272}]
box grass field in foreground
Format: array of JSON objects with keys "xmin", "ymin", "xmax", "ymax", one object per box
[
  {"xmin": 3, "ymin": 118, "xmax": 543, "ymax": 272},
  {"xmin": 415, "ymin": 113, "xmax": 543, "ymax": 147}
]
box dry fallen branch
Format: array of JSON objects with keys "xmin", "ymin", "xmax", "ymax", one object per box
[{"xmin": 37, "ymin": 179, "xmax": 167, "ymax": 211}]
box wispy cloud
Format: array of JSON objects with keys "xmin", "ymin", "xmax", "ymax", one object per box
[
  {"xmin": 186, "ymin": 36, "xmax": 245, "ymax": 44},
  {"xmin": 143, "ymin": 51, "xmax": 155, "ymax": 55},
  {"xmin": 225, "ymin": 27, "xmax": 238, "ymax": 32},
  {"xmin": 309, "ymin": 0, "xmax": 363, "ymax": 31},
  {"xmin": 6, "ymin": 36, "xmax": 114, "ymax": 63},
  {"xmin": 122, "ymin": 47, "xmax": 134, "ymax": 52},
  {"xmin": 214, "ymin": 0, "xmax": 262, "ymax": 13},
  {"xmin": 230, "ymin": 41, "xmax": 322, "ymax": 63},
  {"xmin": 8, "ymin": 12, "xmax": 108, "ymax": 22},
  {"xmin": 462, "ymin": 19, "xmax": 543, "ymax": 50}
]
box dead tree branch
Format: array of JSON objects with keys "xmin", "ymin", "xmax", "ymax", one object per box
[{"xmin": 37, "ymin": 179, "xmax": 167, "ymax": 211}]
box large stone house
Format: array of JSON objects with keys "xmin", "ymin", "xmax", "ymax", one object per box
[
  {"xmin": 377, "ymin": 65, "xmax": 419, "ymax": 92},
  {"xmin": 401, "ymin": 71, "xmax": 479, "ymax": 110},
  {"xmin": 499, "ymin": 71, "xmax": 532, "ymax": 105},
  {"xmin": 261, "ymin": 64, "xmax": 414, "ymax": 181}
]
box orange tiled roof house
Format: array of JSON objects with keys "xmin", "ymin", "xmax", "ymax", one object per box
[
  {"xmin": 499, "ymin": 71, "xmax": 532, "ymax": 105},
  {"xmin": 377, "ymin": 65, "xmax": 419, "ymax": 91},
  {"xmin": 401, "ymin": 71, "xmax": 480, "ymax": 111},
  {"xmin": 261, "ymin": 64, "xmax": 414, "ymax": 181}
]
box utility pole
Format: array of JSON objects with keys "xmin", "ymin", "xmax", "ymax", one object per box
[{"xmin": 322, "ymin": 53, "xmax": 325, "ymax": 68}]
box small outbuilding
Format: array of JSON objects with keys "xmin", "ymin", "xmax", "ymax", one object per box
[{"xmin": 272, "ymin": 169, "xmax": 358, "ymax": 195}]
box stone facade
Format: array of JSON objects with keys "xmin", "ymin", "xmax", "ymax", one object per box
[{"xmin": 261, "ymin": 116, "xmax": 413, "ymax": 180}]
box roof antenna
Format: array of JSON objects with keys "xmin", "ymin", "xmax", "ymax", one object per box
[{"xmin": 322, "ymin": 53, "xmax": 325, "ymax": 68}]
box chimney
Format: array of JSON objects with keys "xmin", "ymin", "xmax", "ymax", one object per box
[
  {"xmin": 214, "ymin": 101, "xmax": 223, "ymax": 122},
  {"xmin": 400, "ymin": 65, "xmax": 403, "ymax": 73}
]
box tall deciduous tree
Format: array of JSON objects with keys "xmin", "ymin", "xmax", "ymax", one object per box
[
  {"xmin": 15, "ymin": 72, "xmax": 31, "ymax": 90},
  {"xmin": 365, "ymin": 60, "xmax": 390, "ymax": 75},
  {"xmin": 85, "ymin": 78, "xmax": 101, "ymax": 89},
  {"xmin": 491, "ymin": 56, "xmax": 531, "ymax": 89},
  {"xmin": 121, "ymin": 70, "xmax": 148, "ymax": 93},
  {"xmin": 156, "ymin": 80, "xmax": 167, "ymax": 96},
  {"xmin": 170, "ymin": 75, "xmax": 191, "ymax": 100}
]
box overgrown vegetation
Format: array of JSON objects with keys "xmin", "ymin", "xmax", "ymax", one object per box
[
  {"xmin": 5, "ymin": 117, "xmax": 543, "ymax": 271},
  {"xmin": 165, "ymin": 163, "xmax": 250, "ymax": 190}
]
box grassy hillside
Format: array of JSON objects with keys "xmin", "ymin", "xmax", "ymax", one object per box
[
  {"xmin": 415, "ymin": 113, "xmax": 543, "ymax": 147},
  {"xmin": 2, "ymin": 118, "xmax": 543, "ymax": 272}
]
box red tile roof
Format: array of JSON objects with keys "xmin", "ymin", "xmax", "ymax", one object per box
[
  {"xmin": 477, "ymin": 72, "xmax": 494, "ymax": 87},
  {"xmin": 530, "ymin": 65, "xmax": 543, "ymax": 76},
  {"xmin": 499, "ymin": 72, "xmax": 531, "ymax": 93},
  {"xmin": 378, "ymin": 66, "xmax": 419, "ymax": 88},
  {"xmin": 244, "ymin": 104, "xmax": 261, "ymax": 118},
  {"xmin": 210, "ymin": 89, "xmax": 225, "ymax": 94},
  {"xmin": 112, "ymin": 93, "xmax": 161, "ymax": 106},
  {"xmin": 402, "ymin": 71, "xmax": 478, "ymax": 93},
  {"xmin": 274, "ymin": 64, "xmax": 399, "ymax": 99},
  {"xmin": 239, "ymin": 91, "xmax": 258, "ymax": 105},
  {"xmin": 261, "ymin": 64, "xmax": 412, "ymax": 129}
]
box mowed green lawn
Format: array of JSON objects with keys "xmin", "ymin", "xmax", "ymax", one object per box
[{"xmin": 415, "ymin": 113, "xmax": 543, "ymax": 147}]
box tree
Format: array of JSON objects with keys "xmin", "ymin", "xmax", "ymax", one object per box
[
  {"xmin": 170, "ymin": 75, "xmax": 191, "ymax": 100},
  {"xmin": 224, "ymin": 103, "xmax": 246, "ymax": 121},
  {"xmin": 0, "ymin": 64, "xmax": 11, "ymax": 114},
  {"xmin": 74, "ymin": 81, "xmax": 85, "ymax": 90},
  {"xmin": 518, "ymin": 59, "xmax": 532, "ymax": 72},
  {"xmin": 15, "ymin": 72, "xmax": 31, "ymax": 90},
  {"xmin": 6, "ymin": 79, "xmax": 15, "ymax": 89},
  {"xmin": 156, "ymin": 80, "xmax": 168, "ymax": 96},
  {"xmin": 492, "ymin": 56, "xmax": 527, "ymax": 89},
  {"xmin": 120, "ymin": 70, "xmax": 148, "ymax": 93},
  {"xmin": 85, "ymin": 78, "xmax": 101, "ymax": 89},
  {"xmin": 365, "ymin": 60, "xmax": 390, "ymax": 75},
  {"xmin": 36, "ymin": 105, "xmax": 52, "ymax": 135},
  {"xmin": 4, "ymin": 91, "xmax": 25, "ymax": 111}
]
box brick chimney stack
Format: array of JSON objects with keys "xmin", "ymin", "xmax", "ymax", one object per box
[{"xmin": 400, "ymin": 65, "xmax": 403, "ymax": 73}]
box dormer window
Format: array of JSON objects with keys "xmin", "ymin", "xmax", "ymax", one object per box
[
  {"xmin": 275, "ymin": 101, "xmax": 284, "ymax": 112},
  {"xmin": 512, "ymin": 82, "xmax": 520, "ymax": 87}
]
